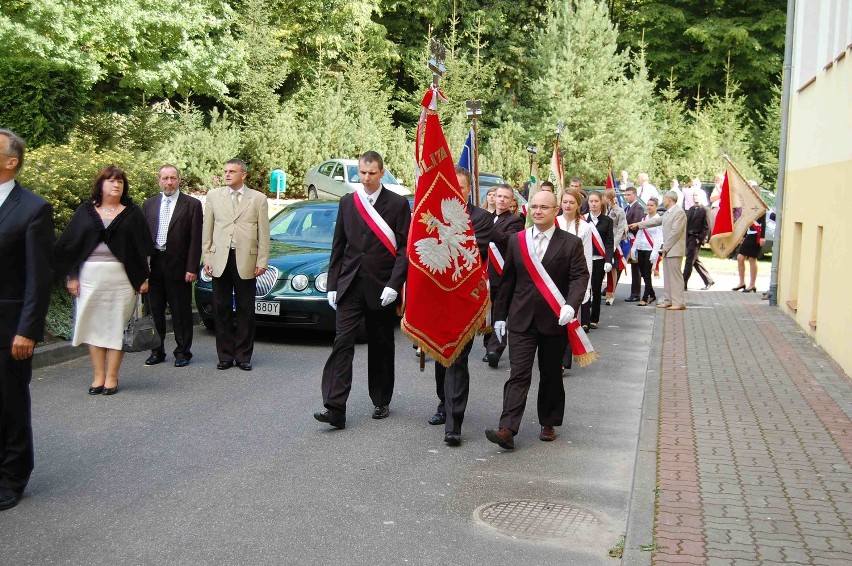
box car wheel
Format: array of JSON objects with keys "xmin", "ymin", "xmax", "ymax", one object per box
[{"xmin": 308, "ymin": 186, "xmax": 318, "ymax": 200}]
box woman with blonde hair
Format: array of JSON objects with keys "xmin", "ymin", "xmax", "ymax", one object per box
[{"xmin": 484, "ymin": 186, "xmax": 497, "ymax": 213}]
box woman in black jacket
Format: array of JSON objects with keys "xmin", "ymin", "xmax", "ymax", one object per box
[
  {"xmin": 55, "ymin": 165, "xmax": 152, "ymax": 395},
  {"xmin": 581, "ymin": 191, "xmax": 614, "ymax": 330}
]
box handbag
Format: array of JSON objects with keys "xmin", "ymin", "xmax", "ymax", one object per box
[{"xmin": 122, "ymin": 293, "xmax": 162, "ymax": 353}]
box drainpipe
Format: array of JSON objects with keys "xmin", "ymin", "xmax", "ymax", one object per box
[{"xmin": 769, "ymin": 0, "xmax": 796, "ymax": 307}]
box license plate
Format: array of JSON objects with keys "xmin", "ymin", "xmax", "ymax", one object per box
[{"xmin": 255, "ymin": 300, "xmax": 280, "ymax": 316}]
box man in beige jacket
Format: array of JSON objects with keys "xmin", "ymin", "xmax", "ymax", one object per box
[
  {"xmin": 630, "ymin": 190, "xmax": 687, "ymax": 310},
  {"xmin": 202, "ymin": 159, "xmax": 270, "ymax": 370}
]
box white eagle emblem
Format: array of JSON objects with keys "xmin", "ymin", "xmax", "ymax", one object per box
[{"xmin": 414, "ymin": 198, "xmax": 478, "ymax": 281}]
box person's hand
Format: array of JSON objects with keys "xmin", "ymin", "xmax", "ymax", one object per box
[
  {"xmin": 11, "ymin": 335, "xmax": 35, "ymax": 361},
  {"xmin": 203, "ymin": 263, "xmax": 213, "ymax": 276},
  {"xmin": 759, "ymin": 238, "xmax": 766, "ymax": 246},
  {"xmin": 66, "ymin": 278, "xmax": 80, "ymax": 297},
  {"xmin": 255, "ymin": 266, "xmax": 267, "ymax": 277},
  {"xmin": 558, "ymin": 305, "xmax": 575, "ymax": 326},
  {"xmin": 628, "ymin": 223, "xmax": 638, "ymax": 230},
  {"xmin": 139, "ymin": 280, "xmax": 149, "ymax": 294},
  {"xmin": 327, "ymin": 291, "xmax": 337, "ymax": 310},
  {"xmin": 379, "ymin": 287, "xmax": 398, "ymax": 307},
  {"xmin": 650, "ymin": 251, "xmax": 659, "ymax": 265},
  {"xmin": 185, "ymin": 272, "xmax": 198, "ymax": 283},
  {"xmin": 493, "ymin": 321, "xmax": 506, "ymax": 342},
  {"xmin": 660, "ymin": 250, "xmax": 667, "ymax": 258},
  {"xmin": 603, "ymin": 262, "xmax": 612, "ymax": 273}
]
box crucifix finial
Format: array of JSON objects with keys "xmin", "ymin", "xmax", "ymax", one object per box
[
  {"xmin": 465, "ymin": 99, "xmax": 482, "ymax": 119},
  {"xmin": 428, "ymin": 39, "xmax": 446, "ymax": 85}
]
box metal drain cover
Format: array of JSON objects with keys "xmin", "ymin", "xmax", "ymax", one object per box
[{"xmin": 475, "ymin": 500, "xmax": 599, "ymax": 540}]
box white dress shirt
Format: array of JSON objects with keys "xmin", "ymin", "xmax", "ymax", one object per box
[
  {"xmin": 531, "ymin": 224, "xmax": 557, "ymax": 258},
  {"xmin": 0, "ymin": 179, "xmax": 15, "ymax": 209},
  {"xmin": 360, "ymin": 186, "xmax": 383, "ymax": 205}
]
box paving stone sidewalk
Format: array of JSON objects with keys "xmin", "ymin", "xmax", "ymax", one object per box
[{"xmin": 652, "ymin": 291, "xmax": 852, "ymax": 565}]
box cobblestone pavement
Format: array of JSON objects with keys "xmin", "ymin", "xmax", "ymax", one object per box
[{"xmin": 653, "ymin": 290, "xmax": 852, "ymax": 565}]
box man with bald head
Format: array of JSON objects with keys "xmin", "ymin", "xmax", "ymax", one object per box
[{"xmin": 485, "ymin": 190, "xmax": 589, "ymax": 449}]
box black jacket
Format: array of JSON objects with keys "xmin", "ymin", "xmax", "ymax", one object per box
[
  {"xmin": 487, "ymin": 210, "xmax": 525, "ymax": 287},
  {"xmin": 586, "ymin": 212, "xmax": 614, "ymax": 264},
  {"xmin": 0, "ymin": 183, "xmax": 54, "ymax": 345},
  {"xmin": 142, "ymin": 192, "xmax": 203, "ymax": 280},
  {"xmin": 55, "ymin": 201, "xmax": 153, "ymax": 289},
  {"xmin": 686, "ymin": 204, "xmax": 710, "ymax": 241}
]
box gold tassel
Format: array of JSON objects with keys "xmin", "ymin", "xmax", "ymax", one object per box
[{"xmin": 573, "ymin": 351, "xmax": 599, "ymax": 367}]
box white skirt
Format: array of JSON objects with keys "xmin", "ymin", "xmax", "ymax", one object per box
[{"xmin": 72, "ymin": 261, "xmax": 136, "ymax": 350}]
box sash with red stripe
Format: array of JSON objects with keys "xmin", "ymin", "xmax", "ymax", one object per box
[
  {"xmin": 488, "ymin": 242, "xmax": 504, "ymax": 276},
  {"xmin": 352, "ymin": 190, "xmax": 397, "ymax": 257},
  {"xmin": 516, "ymin": 229, "xmax": 598, "ymax": 367},
  {"xmin": 581, "ymin": 216, "xmax": 606, "ymax": 257}
]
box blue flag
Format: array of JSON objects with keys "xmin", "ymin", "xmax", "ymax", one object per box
[{"xmin": 458, "ymin": 127, "xmax": 476, "ymax": 206}]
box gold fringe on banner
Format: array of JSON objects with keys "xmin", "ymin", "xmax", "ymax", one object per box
[{"xmin": 573, "ymin": 351, "xmax": 599, "ymax": 367}]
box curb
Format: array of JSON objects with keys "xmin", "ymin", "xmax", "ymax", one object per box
[
  {"xmin": 33, "ymin": 312, "xmax": 201, "ymax": 369},
  {"xmin": 621, "ymin": 307, "xmax": 663, "ymax": 565}
]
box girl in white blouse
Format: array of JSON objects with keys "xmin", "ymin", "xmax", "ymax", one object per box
[{"xmin": 631, "ymin": 197, "xmax": 663, "ymax": 305}]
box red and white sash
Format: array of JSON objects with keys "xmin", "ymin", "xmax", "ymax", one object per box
[
  {"xmin": 517, "ymin": 229, "xmax": 598, "ymax": 366},
  {"xmin": 581, "ymin": 215, "xmax": 606, "ymax": 258},
  {"xmin": 488, "ymin": 242, "xmax": 504, "ymax": 276},
  {"xmin": 353, "ymin": 190, "xmax": 396, "ymax": 256}
]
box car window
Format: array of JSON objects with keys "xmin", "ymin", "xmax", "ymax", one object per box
[
  {"xmin": 381, "ymin": 170, "xmax": 397, "ymax": 184},
  {"xmin": 331, "ymin": 163, "xmax": 345, "ymax": 180},
  {"xmin": 347, "ymin": 165, "xmax": 360, "ymax": 183},
  {"xmin": 318, "ymin": 162, "xmax": 335, "ymax": 177},
  {"xmin": 270, "ymin": 206, "xmax": 337, "ymax": 243}
]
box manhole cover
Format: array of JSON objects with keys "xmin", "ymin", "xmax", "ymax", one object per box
[{"xmin": 475, "ymin": 500, "xmax": 599, "ymax": 540}]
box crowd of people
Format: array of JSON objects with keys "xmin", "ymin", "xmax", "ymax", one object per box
[{"xmin": 1, "ymin": 125, "xmax": 768, "ymax": 511}]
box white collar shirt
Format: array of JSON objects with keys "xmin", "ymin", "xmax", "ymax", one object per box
[
  {"xmin": 532, "ymin": 224, "xmax": 557, "ymax": 257},
  {"xmin": 0, "ymin": 179, "xmax": 15, "ymax": 209},
  {"xmin": 361, "ymin": 186, "xmax": 383, "ymax": 206}
]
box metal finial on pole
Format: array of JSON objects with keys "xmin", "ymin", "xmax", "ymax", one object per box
[
  {"xmin": 428, "ymin": 39, "xmax": 446, "ymax": 86},
  {"xmin": 466, "ymin": 99, "xmax": 483, "ymax": 205}
]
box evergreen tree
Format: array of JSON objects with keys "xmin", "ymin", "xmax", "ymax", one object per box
[{"xmin": 753, "ymin": 77, "xmax": 781, "ymax": 189}]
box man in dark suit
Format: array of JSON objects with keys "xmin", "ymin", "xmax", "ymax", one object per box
[
  {"xmin": 142, "ymin": 165, "xmax": 203, "ymax": 367},
  {"xmin": 0, "ymin": 130, "xmax": 54, "ymax": 510},
  {"xmin": 482, "ymin": 184, "xmax": 524, "ymax": 368},
  {"xmin": 314, "ymin": 151, "xmax": 410, "ymax": 429},
  {"xmin": 428, "ymin": 167, "xmax": 493, "ymax": 446},
  {"xmin": 683, "ymin": 200, "xmax": 714, "ymax": 290},
  {"xmin": 485, "ymin": 191, "xmax": 589, "ymax": 449},
  {"xmin": 623, "ymin": 187, "xmax": 646, "ymax": 302}
]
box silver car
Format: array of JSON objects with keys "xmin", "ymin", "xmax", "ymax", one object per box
[{"xmin": 303, "ymin": 158, "xmax": 412, "ymax": 200}]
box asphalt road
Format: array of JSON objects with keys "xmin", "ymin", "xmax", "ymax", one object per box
[{"xmin": 1, "ymin": 288, "xmax": 657, "ymax": 566}]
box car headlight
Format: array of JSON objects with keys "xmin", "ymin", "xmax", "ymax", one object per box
[
  {"xmin": 315, "ymin": 272, "xmax": 328, "ymax": 292},
  {"xmin": 291, "ymin": 274, "xmax": 309, "ymax": 291},
  {"xmin": 199, "ymin": 269, "xmax": 212, "ymax": 283}
]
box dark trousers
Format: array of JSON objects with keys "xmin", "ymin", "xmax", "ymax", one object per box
[
  {"xmin": 484, "ymin": 286, "xmax": 507, "ymax": 359},
  {"xmin": 434, "ymin": 340, "xmax": 473, "ymax": 434},
  {"xmin": 589, "ymin": 259, "xmax": 605, "ymax": 323},
  {"xmin": 637, "ymin": 250, "xmax": 655, "ymax": 300},
  {"xmin": 683, "ymin": 237, "xmax": 713, "ymax": 287},
  {"xmin": 212, "ymin": 250, "xmax": 256, "ymax": 364},
  {"xmin": 0, "ymin": 349, "xmax": 33, "ymax": 495},
  {"xmin": 322, "ymin": 281, "xmax": 396, "ymax": 412},
  {"xmin": 630, "ymin": 261, "xmax": 642, "ymax": 298},
  {"xmin": 149, "ymin": 252, "xmax": 194, "ymax": 360},
  {"xmin": 498, "ymin": 326, "xmax": 566, "ymax": 434}
]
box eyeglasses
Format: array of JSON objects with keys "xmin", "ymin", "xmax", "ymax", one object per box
[{"xmin": 528, "ymin": 205, "xmax": 557, "ymax": 211}]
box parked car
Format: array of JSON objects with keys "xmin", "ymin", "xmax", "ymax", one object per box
[
  {"xmin": 303, "ymin": 158, "xmax": 411, "ymax": 200},
  {"xmin": 758, "ymin": 188, "xmax": 776, "ymax": 258},
  {"xmin": 478, "ymin": 172, "xmax": 506, "ymax": 189},
  {"xmin": 195, "ymin": 200, "xmax": 339, "ymax": 332}
]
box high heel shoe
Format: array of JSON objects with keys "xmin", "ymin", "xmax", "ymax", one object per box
[
  {"xmin": 742, "ymin": 287, "xmax": 756, "ymax": 293},
  {"xmin": 732, "ymin": 284, "xmax": 746, "ymax": 291},
  {"xmin": 88, "ymin": 386, "xmax": 104, "ymax": 395},
  {"xmin": 647, "ymin": 296, "xmax": 656, "ymax": 304},
  {"xmin": 102, "ymin": 384, "xmax": 119, "ymax": 395}
]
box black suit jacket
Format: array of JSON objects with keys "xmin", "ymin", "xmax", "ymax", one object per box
[
  {"xmin": 686, "ymin": 204, "xmax": 710, "ymax": 241},
  {"xmin": 143, "ymin": 192, "xmax": 203, "ymax": 280},
  {"xmin": 0, "ymin": 183, "xmax": 54, "ymax": 346},
  {"xmin": 328, "ymin": 187, "xmax": 411, "ymax": 310},
  {"xmin": 623, "ymin": 201, "xmax": 645, "ymax": 235},
  {"xmin": 586, "ymin": 212, "xmax": 614, "ymax": 263},
  {"xmin": 487, "ymin": 211, "xmax": 524, "ymax": 287},
  {"xmin": 494, "ymin": 227, "xmax": 589, "ymax": 336},
  {"xmin": 469, "ymin": 205, "xmax": 493, "ymax": 264}
]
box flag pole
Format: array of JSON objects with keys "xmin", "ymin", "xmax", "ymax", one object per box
[
  {"xmin": 466, "ymin": 99, "xmax": 483, "ymax": 205},
  {"xmin": 554, "ymin": 121, "xmax": 563, "ymax": 193}
]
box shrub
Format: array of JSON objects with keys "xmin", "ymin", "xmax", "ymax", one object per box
[{"xmin": 0, "ymin": 58, "xmax": 88, "ymax": 148}]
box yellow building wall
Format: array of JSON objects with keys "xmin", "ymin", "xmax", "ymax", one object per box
[{"xmin": 778, "ymin": 49, "xmax": 852, "ymax": 375}]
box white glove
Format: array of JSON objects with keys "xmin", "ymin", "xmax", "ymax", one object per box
[
  {"xmin": 493, "ymin": 321, "xmax": 506, "ymax": 343},
  {"xmin": 650, "ymin": 251, "xmax": 659, "ymax": 265},
  {"xmin": 380, "ymin": 287, "xmax": 398, "ymax": 307},
  {"xmin": 604, "ymin": 262, "xmax": 612, "ymax": 273},
  {"xmin": 558, "ymin": 305, "xmax": 575, "ymax": 326},
  {"xmin": 327, "ymin": 291, "xmax": 337, "ymax": 310}
]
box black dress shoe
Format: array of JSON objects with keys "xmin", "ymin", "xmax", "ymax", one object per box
[
  {"xmin": 428, "ymin": 412, "xmax": 446, "ymax": 425},
  {"xmin": 0, "ymin": 488, "xmax": 21, "ymax": 511},
  {"xmin": 88, "ymin": 386, "xmax": 104, "ymax": 395},
  {"xmin": 372, "ymin": 405, "xmax": 390, "ymax": 419},
  {"xmin": 174, "ymin": 358, "xmax": 190, "ymax": 368},
  {"xmin": 237, "ymin": 361, "xmax": 252, "ymax": 371},
  {"xmin": 481, "ymin": 355, "xmax": 489, "ymax": 363},
  {"xmin": 217, "ymin": 360, "xmax": 233, "ymax": 370},
  {"xmin": 313, "ymin": 408, "xmax": 345, "ymax": 429},
  {"xmin": 444, "ymin": 432, "xmax": 461, "ymax": 446},
  {"xmin": 145, "ymin": 353, "xmax": 166, "ymax": 366},
  {"xmin": 486, "ymin": 351, "xmax": 499, "ymax": 369},
  {"xmin": 102, "ymin": 386, "xmax": 118, "ymax": 396},
  {"xmin": 624, "ymin": 296, "xmax": 640, "ymax": 302}
]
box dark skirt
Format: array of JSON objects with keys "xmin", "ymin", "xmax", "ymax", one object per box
[{"xmin": 738, "ymin": 235, "xmax": 761, "ymax": 258}]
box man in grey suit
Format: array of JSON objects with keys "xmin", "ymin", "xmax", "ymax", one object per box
[
  {"xmin": 630, "ymin": 190, "xmax": 687, "ymax": 310},
  {"xmin": 0, "ymin": 130, "xmax": 54, "ymax": 510}
]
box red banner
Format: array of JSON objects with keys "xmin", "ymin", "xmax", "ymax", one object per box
[{"xmin": 402, "ymin": 88, "xmax": 489, "ymax": 367}]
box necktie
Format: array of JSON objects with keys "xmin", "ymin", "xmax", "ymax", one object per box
[
  {"xmin": 535, "ymin": 232, "xmax": 546, "ymax": 260},
  {"xmin": 231, "ymin": 190, "xmax": 240, "ymax": 210},
  {"xmin": 156, "ymin": 197, "xmax": 171, "ymax": 248}
]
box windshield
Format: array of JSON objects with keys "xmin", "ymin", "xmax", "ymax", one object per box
[
  {"xmin": 269, "ymin": 204, "xmax": 338, "ymax": 244},
  {"xmin": 346, "ymin": 165, "xmax": 398, "ymax": 185}
]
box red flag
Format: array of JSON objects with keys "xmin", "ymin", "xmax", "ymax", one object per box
[
  {"xmin": 709, "ymin": 162, "xmax": 767, "ymax": 258},
  {"xmin": 402, "ymin": 88, "xmax": 489, "ymax": 367}
]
